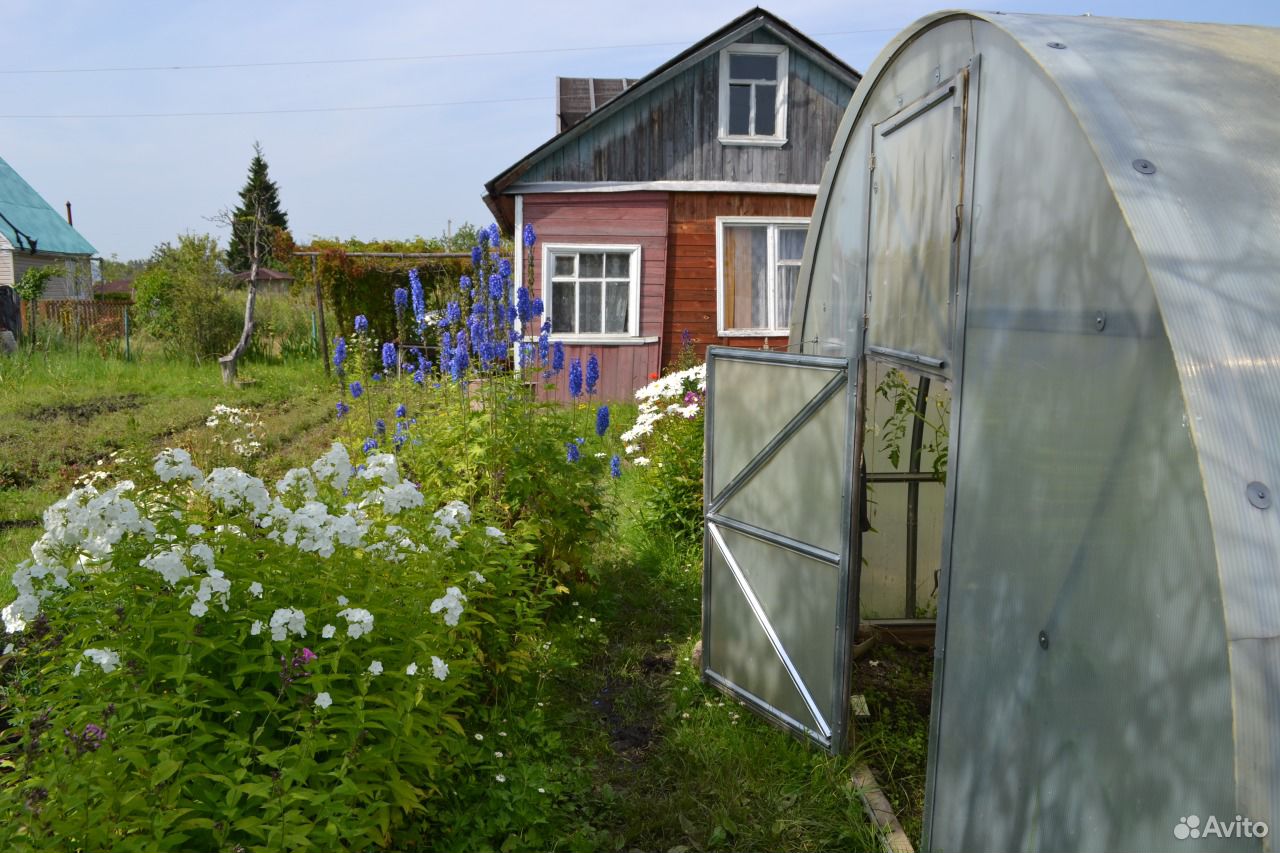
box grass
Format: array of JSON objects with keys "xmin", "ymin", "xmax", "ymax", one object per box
[
  {"xmin": 537, "ymin": 477, "xmax": 885, "ymax": 852},
  {"xmin": 0, "ymin": 348, "xmax": 338, "ymax": 582}
]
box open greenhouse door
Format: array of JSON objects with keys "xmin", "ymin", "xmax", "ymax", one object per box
[{"xmin": 702, "ymin": 347, "xmax": 858, "ymax": 754}]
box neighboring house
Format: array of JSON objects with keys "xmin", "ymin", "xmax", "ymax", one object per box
[
  {"xmin": 0, "ymin": 155, "xmax": 97, "ymax": 310},
  {"xmin": 483, "ymin": 7, "xmax": 859, "ymax": 399},
  {"xmin": 93, "ymin": 279, "xmax": 135, "ymax": 300},
  {"xmin": 232, "ymin": 267, "xmax": 294, "ymax": 294}
]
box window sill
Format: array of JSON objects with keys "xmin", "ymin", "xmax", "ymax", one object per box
[
  {"xmin": 717, "ymin": 330, "xmax": 791, "ymax": 338},
  {"xmin": 718, "ymin": 136, "xmax": 788, "ymax": 148},
  {"xmin": 527, "ymin": 335, "xmax": 659, "ymax": 346}
]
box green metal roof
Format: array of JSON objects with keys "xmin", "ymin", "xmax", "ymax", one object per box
[{"xmin": 0, "ymin": 155, "xmax": 95, "ymax": 256}]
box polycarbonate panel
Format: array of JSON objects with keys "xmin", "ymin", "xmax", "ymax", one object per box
[
  {"xmin": 718, "ymin": 526, "xmax": 838, "ymax": 722},
  {"xmin": 708, "ymin": 358, "xmax": 836, "ymax": 496},
  {"xmin": 704, "ymin": 348, "xmax": 854, "ymax": 753},
  {"xmin": 718, "ymin": 391, "xmax": 845, "ymax": 553},
  {"xmin": 928, "ymin": 28, "xmax": 1237, "ymax": 852},
  {"xmin": 707, "ymin": 538, "xmax": 822, "ymax": 734},
  {"xmin": 866, "ymin": 86, "xmax": 957, "ymax": 367},
  {"xmin": 860, "ymin": 482, "xmax": 944, "ymax": 619}
]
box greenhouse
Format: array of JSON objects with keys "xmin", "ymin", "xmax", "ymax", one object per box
[{"xmin": 702, "ymin": 10, "xmax": 1280, "ymax": 852}]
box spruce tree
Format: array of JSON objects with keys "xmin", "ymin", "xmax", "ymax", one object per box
[{"xmin": 225, "ymin": 142, "xmax": 289, "ymax": 272}]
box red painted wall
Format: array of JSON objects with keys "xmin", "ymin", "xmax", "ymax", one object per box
[{"xmin": 522, "ymin": 192, "xmax": 668, "ymax": 402}]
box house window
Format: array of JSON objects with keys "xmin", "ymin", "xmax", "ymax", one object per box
[
  {"xmin": 717, "ymin": 218, "xmax": 808, "ymax": 336},
  {"xmin": 718, "ymin": 43, "xmax": 788, "ymax": 145},
  {"xmin": 544, "ymin": 245, "xmax": 641, "ymax": 337}
]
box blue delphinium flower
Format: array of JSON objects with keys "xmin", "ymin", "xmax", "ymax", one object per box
[
  {"xmin": 333, "ymin": 336, "xmax": 348, "ymax": 370},
  {"xmin": 610, "ymin": 454, "xmax": 622, "ymax": 478},
  {"xmin": 395, "ymin": 403, "xmax": 407, "ymax": 418},
  {"xmin": 566, "ymin": 442, "xmax": 580, "ymax": 463},
  {"xmin": 336, "ymin": 401, "xmax": 350, "ymax": 418},
  {"xmin": 371, "ymin": 372, "xmax": 382, "ymax": 382},
  {"xmin": 538, "ymin": 323, "xmax": 550, "ymax": 365},
  {"xmin": 523, "ymin": 223, "xmax": 536, "ymax": 247},
  {"xmin": 393, "ymin": 287, "xmax": 409, "ymax": 312},
  {"xmin": 382, "ymin": 342, "xmax": 397, "ymax": 370},
  {"xmin": 568, "ymin": 357, "xmax": 583, "ymax": 399},
  {"xmin": 596, "ymin": 404, "xmax": 610, "ymax": 437},
  {"xmin": 412, "ymin": 370, "xmax": 425, "ymax": 386},
  {"xmin": 585, "ymin": 354, "xmax": 600, "ymax": 396},
  {"xmin": 409, "ymin": 269, "xmax": 426, "ymax": 323},
  {"xmin": 552, "ymin": 341, "xmax": 565, "ymax": 374},
  {"xmin": 488, "ymin": 225, "xmax": 501, "ymax": 248},
  {"xmin": 446, "ymin": 301, "xmax": 462, "ymax": 325},
  {"xmin": 393, "ymin": 425, "xmax": 409, "ymax": 450},
  {"xmin": 350, "ymin": 381, "xmax": 364, "ymax": 399},
  {"xmin": 488, "ymin": 273, "xmax": 504, "ymax": 301},
  {"xmin": 354, "ymin": 315, "xmax": 369, "ymax": 334},
  {"xmin": 471, "ymin": 245, "xmax": 483, "ymax": 266},
  {"xmin": 532, "ymin": 297, "xmax": 544, "ymax": 316},
  {"xmin": 459, "ymin": 274, "xmax": 471, "ymax": 292},
  {"xmin": 374, "ymin": 418, "xmax": 386, "ymax": 435},
  {"xmin": 499, "ymin": 258, "xmax": 512, "ymax": 278},
  {"xmin": 516, "ymin": 287, "xmax": 533, "ymax": 323},
  {"xmin": 362, "ymin": 437, "xmax": 378, "ymax": 454}
]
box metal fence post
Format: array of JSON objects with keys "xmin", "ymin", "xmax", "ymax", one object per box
[{"xmin": 123, "ymin": 305, "xmax": 132, "ymax": 361}]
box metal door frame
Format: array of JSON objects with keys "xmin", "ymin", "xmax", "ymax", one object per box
[{"xmin": 702, "ymin": 346, "xmax": 860, "ymax": 754}]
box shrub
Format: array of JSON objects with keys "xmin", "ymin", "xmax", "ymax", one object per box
[
  {"xmin": 620, "ymin": 364, "xmax": 706, "ymax": 547},
  {"xmin": 133, "ymin": 235, "xmax": 241, "ymax": 360},
  {"xmin": 0, "ymin": 444, "xmax": 551, "ymax": 851},
  {"xmin": 330, "ymin": 222, "xmax": 618, "ymax": 581}
]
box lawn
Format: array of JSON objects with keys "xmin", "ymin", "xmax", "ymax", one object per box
[
  {"xmin": 0, "ymin": 345, "xmax": 916, "ymax": 851},
  {"xmin": 0, "ymin": 350, "xmax": 337, "ymax": 583}
]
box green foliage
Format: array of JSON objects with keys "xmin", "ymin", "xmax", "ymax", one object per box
[
  {"xmin": 12, "ymin": 266, "xmax": 59, "ymax": 304},
  {"xmin": 297, "ymin": 227, "xmax": 481, "ymax": 347},
  {"xmin": 874, "ymin": 367, "xmax": 949, "ymax": 478},
  {"xmin": 133, "ymin": 234, "xmax": 240, "ymax": 361},
  {"xmin": 0, "ymin": 443, "xmax": 553, "ymax": 851},
  {"xmin": 225, "ymin": 142, "xmax": 289, "ymax": 274}
]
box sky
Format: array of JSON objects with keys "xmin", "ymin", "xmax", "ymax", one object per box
[{"xmin": 4, "ymin": 0, "xmax": 1278, "ymax": 261}]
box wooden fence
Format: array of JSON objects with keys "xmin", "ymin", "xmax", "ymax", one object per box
[{"xmin": 34, "ymin": 299, "xmax": 131, "ymax": 343}]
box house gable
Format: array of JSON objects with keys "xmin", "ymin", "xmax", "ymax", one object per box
[
  {"xmin": 485, "ymin": 8, "xmax": 859, "ymax": 229},
  {"xmin": 0, "ymin": 155, "xmax": 96, "ymax": 257}
]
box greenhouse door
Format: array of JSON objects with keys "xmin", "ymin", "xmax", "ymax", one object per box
[{"xmin": 702, "ymin": 347, "xmax": 857, "ymax": 754}]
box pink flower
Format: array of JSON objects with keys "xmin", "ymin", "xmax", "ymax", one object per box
[{"xmin": 300, "ymin": 648, "xmax": 317, "ymax": 663}]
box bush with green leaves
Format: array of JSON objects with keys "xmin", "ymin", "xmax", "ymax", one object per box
[
  {"xmin": 620, "ymin": 364, "xmax": 706, "ymax": 547},
  {"xmin": 330, "ymin": 222, "xmax": 620, "ymax": 582},
  {"xmin": 0, "ymin": 441, "xmax": 553, "ymax": 851},
  {"xmin": 133, "ymin": 234, "xmax": 241, "ymax": 360}
]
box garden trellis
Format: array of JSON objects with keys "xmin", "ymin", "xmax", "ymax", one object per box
[
  {"xmin": 293, "ymin": 250, "xmax": 471, "ymax": 376},
  {"xmin": 702, "ymin": 11, "xmax": 1280, "ymax": 852}
]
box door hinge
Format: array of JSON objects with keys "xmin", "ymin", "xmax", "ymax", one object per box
[{"xmin": 868, "ymin": 153, "xmax": 877, "ymax": 171}]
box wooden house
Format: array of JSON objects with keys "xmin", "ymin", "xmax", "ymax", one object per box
[
  {"xmin": 483, "ymin": 7, "xmax": 860, "ymax": 399},
  {"xmin": 0, "ymin": 155, "xmax": 97, "ymax": 308}
]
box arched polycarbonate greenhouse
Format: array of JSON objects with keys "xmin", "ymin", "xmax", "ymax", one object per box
[{"xmin": 701, "ymin": 10, "xmax": 1280, "ymax": 852}]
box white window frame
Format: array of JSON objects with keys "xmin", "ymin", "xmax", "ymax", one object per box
[
  {"xmin": 541, "ymin": 243, "xmax": 643, "ymax": 343},
  {"xmin": 715, "ymin": 216, "xmax": 809, "ymax": 337},
  {"xmin": 718, "ymin": 43, "xmax": 789, "ymax": 147}
]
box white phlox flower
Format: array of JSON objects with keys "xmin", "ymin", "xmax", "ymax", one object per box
[
  {"xmin": 248, "ymin": 581, "xmax": 263, "ymax": 598},
  {"xmin": 406, "ymin": 662, "xmax": 418, "ymax": 676},
  {"xmin": 275, "ymin": 467, "xmax": 318, "ymax": 500},
  {"xmin": 336, "ymin": 607, "xmax": 374, "ymax": 639},
  {"xmin": 314, "ymin": 691, "xmax": 332, "ymax": 709},
  {"xmin": 82, "ymin": 648, "xmax": 120, "ymax": 674},
  {"xmin": 368, "ymin": 660, "xmax": 383, "ymax": 676},
  {"xmin": 322, "ymin": 624, "xmax": 336, "ymax": 639},
  {"xmin": 141, "ymin": 547, "xmax": 192, "ymax": 587},
  {"xmin": 483, "ymin": 526, "xmax": 506, "ymax": 542},
  {"xmin": 269, "ymin": 607, "xmax": 307, "ymax": 642},
  {"xmin": 429, "ymin": 586, "xmax": 467, "ymax": 627},
  {"xmin": 201, "ymin": 468, "xmax": 272, "ymax": 520},
  {"xmin": 431, "ymin": 655, "xmax": 449, "ymax": 681},
  {"xmin": 190, "ymin": 568, "xmax": 231, "ymax": 617},
  {"xmin": 310, "ymin": 443, "xmax": 354, "ymax": 493},
  {"xmin": 358, "ymin": 453, "xmax": 402, "ymax": 487},
  {"xmin": 154, "ymin": 448, "xmax": 204, "ymax": 486}
]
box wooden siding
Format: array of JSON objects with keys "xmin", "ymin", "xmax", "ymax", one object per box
[
  {"xmin": 524, "ymin": 191, "xmax": 669, "ymax": 402},
  {"xmin": 13, "ymin": 254, "xmax": 82, "ymax": 300},
  {"xmin": 522, "ymin": 30, "xmax": 853, "ymax": 186},
  {"xmin": 663, "ymin": 192, "xmax": 816, "ymax": 367}
]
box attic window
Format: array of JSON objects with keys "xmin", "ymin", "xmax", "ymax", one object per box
[{"xmin": 718, "ymin": 43, "xmax": 788, "ymax": 146}]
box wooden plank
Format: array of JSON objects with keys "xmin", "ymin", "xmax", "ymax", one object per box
[{"xmin": 853, "ymin": 765, "xmax": 916, "ymax": 853}]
